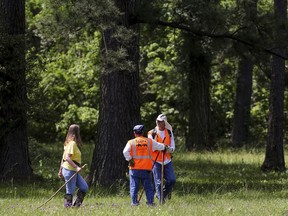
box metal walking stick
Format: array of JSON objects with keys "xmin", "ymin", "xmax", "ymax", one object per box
[
  {"xmin": 35, "ymin": 164, "xmax": 87, "ymax": 210},
  {"xmin": 160, "ymin": 151, "xmax": 165, "ymax": 205}
]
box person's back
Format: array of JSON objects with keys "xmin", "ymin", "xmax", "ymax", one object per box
[
  {"xmin": 123, "ymin": 124, "xmax": 166, "ymax": 206},
  {"xmin": 128, "ymin": 136, "xmax": 153, "ymax": 171}
]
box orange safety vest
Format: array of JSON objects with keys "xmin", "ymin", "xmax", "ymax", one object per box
[
  {"xmin": 129, "ymin": 136, "xmax": 153, "ymax": 170},
  {"xmin": 148, "ymin": 128, "xmax": 171, "ymax": 162}
]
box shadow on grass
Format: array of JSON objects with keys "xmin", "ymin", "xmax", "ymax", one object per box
[
  {"xmin": 174, "ymin": 157, "xmax": 288, "ymax": 197},
  {"xmin": 2, "ymin": 149, "xmax": 288, "ymax": 199},
  {"xmin": 0, "ymin": 177, "xmax": 66, "ymax": 199}
]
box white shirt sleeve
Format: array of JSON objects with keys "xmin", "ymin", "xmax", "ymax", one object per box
[
  {"xmin": 123, "ymin": 142, "xmax": 132, "ymax": 161},
  {"xmin": 151, "ymin": 139, "xmax": 165, "ymax": 151}
]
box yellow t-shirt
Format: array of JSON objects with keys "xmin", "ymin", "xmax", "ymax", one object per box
[{"xmin": 62, "ymin": 141, "xmax": 81, "ymax": 171}]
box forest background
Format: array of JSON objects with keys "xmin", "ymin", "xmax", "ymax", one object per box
[{"xmin": 0, "ymin": 0, "xmax": 288, "ymax": 191}]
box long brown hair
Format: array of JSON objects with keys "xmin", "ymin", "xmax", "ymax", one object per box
[{"xmin": 64, "ymin": 124, "xmax": 83, "ymax": 146}]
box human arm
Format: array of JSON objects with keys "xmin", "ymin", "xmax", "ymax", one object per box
[
  {"xmin": 150, "ymin": 136, "xmax": 173, "ymax": 153},
  {"xmin": 123, "ymin": 142, "xmax": 132, "ymax": 161},
  {"xmin": 65, "ymin": 154, "xmax": 81, "ymax": 172},
  {"xmin": 147, "ymin": 133, "xmax": 153, "ymax": 139},
  {"xmin": 151, "ymin": 139, "xmax": 165, "ymax": 151},
  {"xmin": 148, "ymin": 130, "xmax": 165, "ymax": 151},
  {"xmin": 58, "ymin": 159, "xmax": 64, "ymax": 178},
  {"xmin": 123, "ymin": 142, "xmax": 135, "ymax": 167}
]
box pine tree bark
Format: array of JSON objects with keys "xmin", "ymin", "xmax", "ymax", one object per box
[
  {"xmin": 261, "ymin": 0, "xmax": 286, "ymax": 172},
  {"xmin": 88, "ymin": 0, "xmax": 140, "ymax": 186},
  {"xmin": 0, "ymin": 0, "xmax": 33, "ymax": 179},
  {"xmin": 185, "ymin": 39, "xmax": 212, "ymax": 150}
]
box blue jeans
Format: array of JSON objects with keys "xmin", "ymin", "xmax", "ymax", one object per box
[
  {"xmin": 129, "ymin": 170, "xmax": 154, "ymax": 206},
  {"xmin": 152, "ymin": 161, "xmax": 176, "ymax": 201},
  {"xmin": 62, "ymin": 168, "xmax": 88, "ymax": 195}
]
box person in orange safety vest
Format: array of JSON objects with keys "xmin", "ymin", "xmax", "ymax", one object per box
[
  {"xmin": 123, "ymin": 124, "xmax": 170, "ymax": 206},
  {"xmin": 147, "ymin": 114, "xmax": 176, "ymax": 203}
]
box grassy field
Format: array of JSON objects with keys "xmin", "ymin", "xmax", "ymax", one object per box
[{"xmin": 1, "ymin": 141, "xmax": 288, "ymax": 215}]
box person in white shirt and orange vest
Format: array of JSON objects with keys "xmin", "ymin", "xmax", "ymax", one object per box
[
  {"xmin": 123, "ymin": 124, "xmax": 170, "ymax": 206},
  {"xmin": 148, "ymin": 114, "xmax": 176, "ymax": 203}
]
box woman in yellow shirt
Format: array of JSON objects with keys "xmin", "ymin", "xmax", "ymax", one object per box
[{"xmin": 58, "ymin": 124, "xmax": 88, "ymax": 208}]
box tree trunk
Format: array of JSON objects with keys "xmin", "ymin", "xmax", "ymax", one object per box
[
  {"xmin": 232, "ymin": 58, "xmax": 253, "ymax": 147},
  {"xmin": 261, "ymin": 0, "xmax": 286, "ymax": 172},
  {"xmin": 88, "ymin": 0, "xmax": 140, "ymax": 186},
  {"xmin": 0, "ymin": 0, "xmax": 33, "ymax": 179},
  {"xmin": 232, "ymin": 0, "xmax": 257, "ymax": 147},
  {"xmin": 186, "ymin": 40, "xmax": 212, "ymax": 150}
]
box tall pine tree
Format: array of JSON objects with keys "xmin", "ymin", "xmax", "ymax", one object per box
[{"xmin": 0, "ymin": 0, "xmax": 33, "ymax": 179}]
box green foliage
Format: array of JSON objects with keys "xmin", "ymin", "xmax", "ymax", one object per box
[
  {"xmin": 38, "ymin": 32, "xmax": 101, "ymax": 141},
  {"xmin": 210, "ymin": 58, "xmax": 237, "ymax": 140},
  {"xmin": 28, "ymin": 138, "xmax": 62, "ymax": 179},
  {"xmin": 140, "ymin": 29, "xmax": 186, "ymax": 134},
  {"xmin": 250, "ymin": 68, "xmax": 270, "ymax": 145},
  {"xmin": 26, "ymin": 0, "xmax": 101, "ymax": 141},
  {"xmin": 56, "ymin": 104, "xmax": 98, "ymax": 140}
]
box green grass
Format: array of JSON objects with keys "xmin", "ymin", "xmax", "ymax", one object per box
[{"xmin": 1, "ymin": 143, "xmax": 288, "ymax": 215}]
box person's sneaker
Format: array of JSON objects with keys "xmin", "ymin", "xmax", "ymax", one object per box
[
  {"xmin": 131, "ymin": 202, "xmax": 139, "ymax": 207},
  {"xmin": 167, "ymin": 192, "xmax": 172, "ymax": 200},
  {"xmin": 64, "ymin": 194, "xmax": 73, "ymax": 208}
]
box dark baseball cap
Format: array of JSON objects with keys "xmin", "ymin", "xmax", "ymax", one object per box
[{"xmin": 133, "ymin": 125, "xmax": 144, "ymax": 134}]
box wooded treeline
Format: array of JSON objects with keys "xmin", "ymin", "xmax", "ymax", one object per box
[{"xmin": 0, "ymin": 0, "xmax": 287, "ymax": 184}]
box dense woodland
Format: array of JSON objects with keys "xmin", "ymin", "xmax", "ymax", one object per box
[{"xmin": 0, "ymin": 0, "xmax": 287, "ymax": 185}]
